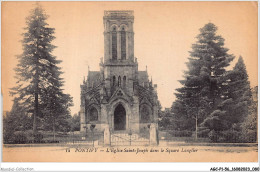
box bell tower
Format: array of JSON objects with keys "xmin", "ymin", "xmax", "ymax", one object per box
[
  {"xmin": 102, "ymin": 11, "xmax": 137, "ymax": 97},
  {"xmin": 103, "ymin": 11, "xmax": 134, "ymax": 63}
]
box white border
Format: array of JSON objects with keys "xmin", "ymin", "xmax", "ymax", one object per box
[{"xmin": 1, "ymin": 0, "xmax": 259, "ymax": 171}]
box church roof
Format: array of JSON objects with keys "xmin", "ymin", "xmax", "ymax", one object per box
[
  {"xmin": 87, "ymin": 71, "xmax": 102, "ymax": 87},
  {"xmin": 138, "ymin": 71, "xmax": 149, "ymax": 83}
]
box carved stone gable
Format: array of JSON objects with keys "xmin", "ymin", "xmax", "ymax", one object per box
[
  {"xmin": 89, "ymin": 96, "xmax": 99, "ymax": 105},
  {"xmin": 108, "ymin": 87, "xmax": 133, "ymax": 104}
]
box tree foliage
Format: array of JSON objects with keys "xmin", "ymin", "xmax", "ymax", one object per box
[
  {"xmin": 158, "ymin": 109, "xmax": 174, "ymax": 131},
  {"xmin": 171, "ymin": 23, "xmax": 255, "ymax": 142},
  {"xmin": 240, "ymin": 86, "xmax": 257, "ymax": 142},
  {"xmin": 222, "ymin": 56, "xmax": 252, "ymax": 123},
  {"xmin": 3, "ymin": 99, "xmax": 32, "ymax": 143},
  {"xmin": 204, "ymin": 56, "xmax": 253, "ymax": 142},
  {"xmin": 69, "ymin": 113, "xmax": 81, "ymax": 132}
]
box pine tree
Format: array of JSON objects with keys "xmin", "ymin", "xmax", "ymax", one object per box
[
  {"xmin": 173, "ymin": 23, "xmax": 234, "ymax": 139},
  {"xmin": 10, "ymin": 4, "xmax": 72, "ymax": 137},
  {"xmin": 225, "ymin": 56, "xmax": 252, "ymax": 123}
]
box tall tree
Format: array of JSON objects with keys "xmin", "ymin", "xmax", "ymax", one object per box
[
  {"xmin": 174, "ymin": 23, "xmax": 234, "ymax": 139},
  {"xmin": 10, "ymin": 4, "xmax": 72, "ymax": 136},
  {"xmin": 224, "ymin": 56, "xmax": 252, "ymax": 123}
]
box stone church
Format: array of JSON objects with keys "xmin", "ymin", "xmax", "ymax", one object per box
[{"xmin": 80, "ymin": 11, "xmax": 159, "ymax": 137}]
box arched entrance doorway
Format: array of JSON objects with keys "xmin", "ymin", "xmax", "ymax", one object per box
[{"xmin": 114, "ymin": 104, "xmax": 126, "ymax": 130}]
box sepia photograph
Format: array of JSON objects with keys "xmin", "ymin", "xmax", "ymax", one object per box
[{"xmin": 1, "ymin": 1, "xmax": 258, "ymax": 166}]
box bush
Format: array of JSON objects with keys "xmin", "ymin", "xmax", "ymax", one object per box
[
  {"xmin": 220, "ymin": 130, "xmax": 241, "ymax": 143},
  {"xmin": 245, "ymin": 130, "xmax": 257, "ymax": 143},
  {"xmin": 198, "ymin": 128, "xmax": 210, "ymax": 138},
  {"xmin": 169, "ymin": 130, "xmax": 192, "ymax": 137},
  {"xmin": 208, "ymin": 130, "xmax": 218, "ymax": 142},
  {"xmin": 3, "ymin": 130, "xmax": 14, "ymax": 144},
  {"xmin": 5, "ymin": 130, "xmax": 46, "ymax": 144},
  {"xmin": 13, "ymin": 131, "xmax": 28, "ymax": 144},
  {"xmin": 240, "ymin": 129, "xmax": 257, "ymax": 143},
  {"xmin": 34, "ymin": 132, "xmax": 44, "ymax": 143},
  {"xmin": 208, "ymin": 130, "xmax": 243, "ymax": 143},
  {"xmin": 24, "ymin": 130, "xmax": 34, "ymax": 143}
]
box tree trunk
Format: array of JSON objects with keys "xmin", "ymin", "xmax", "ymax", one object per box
[
  {"xmin": 195, "ymin": 115, "xmax": 198, "ymax": 141},
  {"xmin": 33, "ymin": 92, "xmax": 38, "ymax": 134},
  {"xmin": 53, "ymin": 116, "xmax": 56, "ymax": 141}
]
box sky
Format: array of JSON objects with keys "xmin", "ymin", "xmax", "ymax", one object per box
[{"xmin": 2, "ymin": 1, "xmax": 258, "ymax": 115}]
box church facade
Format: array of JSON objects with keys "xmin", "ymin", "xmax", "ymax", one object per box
[{"xmin": 80, "ymin": 11, "xmax": 159, "ymax": 135}]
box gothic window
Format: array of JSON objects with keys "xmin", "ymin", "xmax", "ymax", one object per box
[
  {"xmin": 118, "ymin": 76, "xmax": 121, "ymax": 87},
  {"xmin": 121, "ymin": 27, "xmax": 126, "ymax": 60},
  {"xmin": 123, "ymin": 76, "xmax": 126, "ymax": 87},
  {"xmin": 112, "ymin": 27, "xmax": 117, "ymax": 60},
  {"xmin": 112, "ymin": 76, "xmax": 116, "ymax": 86},
  {"xmin": 140, "ymin": 105, "xmax": 152, "ymax": 123},
  {"xmin": 89, "ymin": 107, "xmax": 98, "ymax": 121}
]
